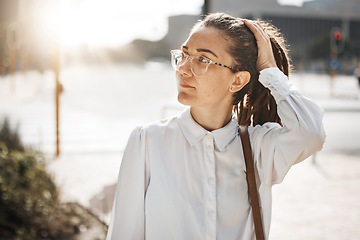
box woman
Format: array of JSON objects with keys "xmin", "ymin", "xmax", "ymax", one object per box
[{"xmin": 106, "ymin": 13, "xmax": 325, "ymax": 240}]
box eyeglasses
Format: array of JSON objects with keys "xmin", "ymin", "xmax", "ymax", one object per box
[{"xmin": 170, "ymin": 49, "xmax": 236, "ymax": 76}]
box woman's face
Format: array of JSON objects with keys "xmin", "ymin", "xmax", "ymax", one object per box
[{"xmin": 176, "ymin": 27, "xmax": 239, "ymax": 109}]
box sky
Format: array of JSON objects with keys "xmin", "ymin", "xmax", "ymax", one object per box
[
  {"xmin": 36, "ymin": 0, "xmax": 307, "ymax": 48},
  {"xmin": 278, "ymin": 0, "xmax": 308, "ymax": 7}
]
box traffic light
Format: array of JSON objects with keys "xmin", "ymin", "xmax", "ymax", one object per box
[
  {"xmin": 334, "ymin": 30, "xmax": 342, "ymax": 46},
  {"xmin": 330, "ymin": 27, "xmax": 344, "ymax": 53}
]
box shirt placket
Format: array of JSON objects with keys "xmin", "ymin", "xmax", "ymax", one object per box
[{"xmin": 203, "ymin": 132, "xmax": 216, "ymax": 240}]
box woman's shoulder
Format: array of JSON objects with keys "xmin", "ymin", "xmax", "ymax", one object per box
[{"xmin": 131, "ymin": 113, "xmax": 181, "ymax": 138}]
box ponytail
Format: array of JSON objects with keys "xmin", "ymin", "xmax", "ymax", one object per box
[{"xmin": 234, "ymin": 21, "xmax": 290, "ymax": 126}]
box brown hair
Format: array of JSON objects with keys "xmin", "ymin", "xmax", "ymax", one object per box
[{"xmin": 191, "ymin": 13, "xmax": 290, "ymax": 126}]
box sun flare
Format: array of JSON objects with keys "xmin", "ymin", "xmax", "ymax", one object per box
[
  {"xmin": 34, "ymin": 0, "xmax": 202, "ymax": 48},
  {"xmin": 36, "ymin": 0, "xmax": 167, "ymax": 48}
]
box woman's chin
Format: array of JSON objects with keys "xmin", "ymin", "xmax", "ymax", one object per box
[{"xmin": 177, "ymin": 93, "xmax": 194, "ymax": 106}]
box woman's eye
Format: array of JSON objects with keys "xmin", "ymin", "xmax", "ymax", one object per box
[
  {"xmin": 198, "ymin": 56, "xmax": 210, "ymax": 64},
  {"xmin": 182, "ymin": 53, "xmax": 190, "ymax": 59}
]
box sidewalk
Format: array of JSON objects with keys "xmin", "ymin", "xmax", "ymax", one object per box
[
  {"xmin": 290, "ymin": 72, "xmax": 360, "ymax": 112},
  {"xmin": 270, "ymin": 152, "xmax": 360, "ymax": 240},
  {"xmin": 46, "ymin": 152, "xmax": 122, "ymax": 224}
]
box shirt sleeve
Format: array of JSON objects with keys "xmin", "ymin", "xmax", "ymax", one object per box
[
  {"xmin": 249, "ymin": 67, "xmax": 326, "ymax": 185},
  {"xmin": 106, "ymin": 126, "xmax": 150, "ymax": 240}
]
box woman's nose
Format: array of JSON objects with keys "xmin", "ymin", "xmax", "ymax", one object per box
[{"xmin": 178, "ymin": 58, "xmax": 193, "ymax": 77}]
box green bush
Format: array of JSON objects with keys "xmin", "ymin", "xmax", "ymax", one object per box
[
  {"xmin": 0, "ymin": 118, "xmax": 23, "ymax": 152},
  {"xmin": 0, "ymin": 119, "xmax": 88, "ymax": 239}
]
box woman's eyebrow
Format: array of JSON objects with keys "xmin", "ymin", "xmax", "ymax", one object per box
[
  {"xmin": 182, "ymin": 45, "xmax": 218, "ymax": 58},
  {"xmin": 197, "ymin": 48, "xmax": 218, "ymax": 58}
]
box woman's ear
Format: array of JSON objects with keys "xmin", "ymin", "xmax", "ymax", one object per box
[{"xmin": 229, "ymin": 71, "xmax": 250, "ymax": 92}]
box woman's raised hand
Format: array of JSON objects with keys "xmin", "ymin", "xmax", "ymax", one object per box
[{"xmin": 241, "ymin": 19, "xmax": 277, "ymax": 72}]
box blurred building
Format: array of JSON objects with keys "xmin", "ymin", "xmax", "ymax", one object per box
[
  {"xmin": 0, "ymin": 0, "xmax": 56, "ymax": 75},
  {"xmin": 163, "ymin": 0, "xmax": 360, "ymax": 73},
  {"xmin": 1, "ymin": 0, "xmax": 359, "ymax": 73},
  {"xmin": 0, "ymin": 0, "xmax": 18, "ymax": 75}
]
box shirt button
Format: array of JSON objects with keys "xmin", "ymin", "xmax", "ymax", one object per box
[
  {"xmin": 208, "ymin": 178, "xmax": 215, "ymax": 184},
  {"xmin": 206, "ymin": 145, "xmax": 213, "ymax": 150},
  {"xmin": 274, "ymin": 81, "xmax": 279, "ymax": 85},
  {"xmin": 267, "ymin": 74, "xmax": 273, "ymax": 79},
  {"xmin": 208, "ymin": 210, "xmax": 216, "ymax": 216}
]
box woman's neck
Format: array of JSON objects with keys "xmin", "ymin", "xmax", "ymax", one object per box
[{"xmin": 190, "ymin": 105, "xmax": 233, "ymax": 132}]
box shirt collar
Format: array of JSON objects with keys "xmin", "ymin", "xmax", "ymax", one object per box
[{"xmin": 176, "ymin": 107, "xmax": 239, "ymax": 151}]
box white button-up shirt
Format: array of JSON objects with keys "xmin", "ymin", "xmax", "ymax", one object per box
[{"xmin": 106, "ymin": 68, "xmax": 326, "ymax": 240}]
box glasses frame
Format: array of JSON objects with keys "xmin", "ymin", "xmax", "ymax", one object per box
[{"xmin": 170, "ymin": 49, "xmax": 236, "ymax": 76}]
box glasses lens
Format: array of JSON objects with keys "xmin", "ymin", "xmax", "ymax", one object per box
[
  {"xmin": 171, "ymin": 50, "xmax": 183, "ymax": 70},
  {"xmin": 170, "ymin": 50, "xmax": 211, "ymax": 76},
  {"xmin": 191, "ymin": 56, "xmax": 210, "ymax": 76}
]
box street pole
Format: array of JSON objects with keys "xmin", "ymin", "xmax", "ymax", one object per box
[
  {"xmin": 329, "ymin": 49, "xmax": 337, "ymax": 97},
  {"xmin": 54, "ymin": 41, "xmax": 61, "ymax": 157},
  {"xmin": 9, "ymin": 47, "xmax": 16, "ymax": 93},
  {"xmin": 329, "ymin": 27, "xmax": 344, "ymax": 97},
  {"xmin": 202, "ymin": 0, "xmax": 210, "ymax": 17},
  {"xmin": 7, "ymin": 23, "xmax": 21, "ymax": 93}
]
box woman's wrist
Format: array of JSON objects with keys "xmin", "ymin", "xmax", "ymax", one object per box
[{"xmin": 258, "ymin": 62, "xmax": 277, "ymax": 72}]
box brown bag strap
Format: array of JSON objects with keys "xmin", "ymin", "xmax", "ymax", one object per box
[{"xmin": 239, "ymin": 126, "xmax": 265, "ymax": 240}]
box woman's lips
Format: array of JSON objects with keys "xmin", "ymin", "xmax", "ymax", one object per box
[{"xmin": 179, "ymin": 81, "xmax": 194, "ymax": 88}]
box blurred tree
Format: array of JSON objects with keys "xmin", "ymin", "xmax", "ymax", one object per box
[
  {"xmin": 307, "ymin": 30, "xmax": 356, "ymax": 60},
  {"xmin": 307, "ymin": 31, "xmax": 331, "ymax": 60},
  {"xmin": 0, "ymin": 119, "xmax": 107, "ymax": 239},
  {"xmin": 0, "ymin": 118, "xmax": 23, "ymax": 152},
  {"xmin": 306, "ymin": 30, "xmax": 356, "ymax": 74}
]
